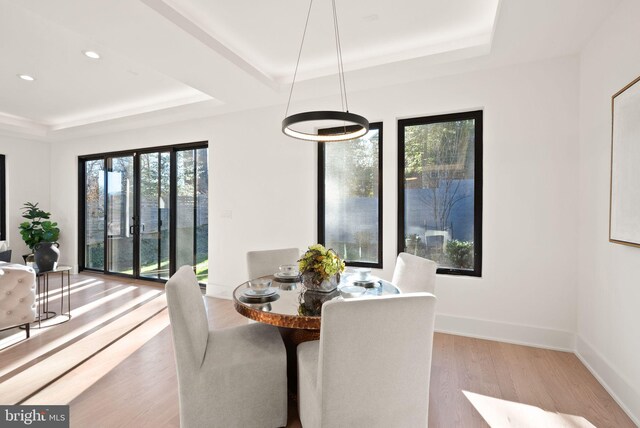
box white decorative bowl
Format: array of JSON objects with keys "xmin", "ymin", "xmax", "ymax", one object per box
[{"xmin": 248, "ymin": 278, "xmax": 272, "ymax": 293}]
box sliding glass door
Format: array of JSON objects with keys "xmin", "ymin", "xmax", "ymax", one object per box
[
  {"xmin": 79, "ymin": 142, "xmax": 208, "ymax": 283},
  {"xmin": 106, "ymin": 155, "xmax": 135, "ymax": 275},
  {"xmin": 176, "ymin": 148, "xmax": 208, "ymax": 283},
  {"xmin": 140, "ymin": 151, "xmax": 170, "ymax": 280},
  {"xmin": 84, "ymin": 159, "xmax": 105, "ymax": 270}
]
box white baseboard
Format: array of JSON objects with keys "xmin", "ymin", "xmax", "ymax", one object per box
[
  {"xmin": 435, "ymin": 313, "xmax": 576, "ymax": 352},
  {"xmin": 575, "ymin": 336, "xmax": 640, "ymax": 426}
]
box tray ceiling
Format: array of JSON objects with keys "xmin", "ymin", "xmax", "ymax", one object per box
[{"xmin": 0, "ymin": 0, "xmax": 621, "ymax": 140}]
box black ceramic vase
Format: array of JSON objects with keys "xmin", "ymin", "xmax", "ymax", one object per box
[{"xmin": 34, "ymin": 242, "xmax": 60, "ymax": 272}]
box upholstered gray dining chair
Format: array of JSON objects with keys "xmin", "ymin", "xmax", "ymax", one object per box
[
  {"xmin": 391, "ymin": 252, "xmax": 437, "ymax": 294},
  {"xmin": 246, "ymin": 247, "xmax": 300, "ymax": 279},
  {"xmin": 165, "ymin": 266, "xmax": 287, "ymax": 428},
  {"xmin": 297, "ymin": 293, "xmax": 437, "ymax": 428}
]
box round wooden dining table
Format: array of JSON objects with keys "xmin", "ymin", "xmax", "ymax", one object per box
[{"xmin": 233, "ymin": 274, "xmax": 400, "ymax": 342}]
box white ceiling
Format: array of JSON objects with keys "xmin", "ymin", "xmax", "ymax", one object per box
[
  {"xmin": 164, "ymin": 0, "xmax": 499, "ymax": 82},
  {"xmin": 0, "ymin": 0, "xmax": 621, "ymax": 140}
]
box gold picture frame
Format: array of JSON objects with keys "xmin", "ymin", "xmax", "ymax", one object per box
[{"xmin": 610, "ymin": 74, "xmax": 640, "ymax": 247}]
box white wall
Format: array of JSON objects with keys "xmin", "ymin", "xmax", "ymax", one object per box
[
  {"xmin": 48, "ymin": 108, "xmax": 318, "ymax": 287},
  {"xmin": 50, "ymin": 55, "xmax": 580, "ymax": 350},
  {"xmin": 578, "ymin": 0, "xmax": 640, "ymax": 423},
  {"xmin": 0, "ymin": 135, "xmax": 51, "ymax": 262}
]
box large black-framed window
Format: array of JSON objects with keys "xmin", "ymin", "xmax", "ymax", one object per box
[
  {"xmin": 0, "ymin": 155, "xmax": 5, "ymax": 241},
  {"xmin": 318, "ymin": 122, "xmax": 383, "ymax": 268},
  {"xmin": 78, "ymin": 141, "xmax": 208, "ymax": 284},
  {"xmin": 398, "ymin": 111, "xmax": 482, "ymax": 277}
]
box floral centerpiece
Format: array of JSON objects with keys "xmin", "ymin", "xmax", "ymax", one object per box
[{"xmin": 298, "ymin": 244, "xmax": 345, "ymax": 292}]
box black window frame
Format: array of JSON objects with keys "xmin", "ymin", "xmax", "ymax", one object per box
[
  {"xmin": 397, "ymin": 111, "xmax": 483, "ymax": 277},
  {"xmin": 78, "ymin": 141, "xmax": 209, "ymax": 284},
  {"xmin": 318, "ymin": 122, "xmax": 383, "ymax": 268}
]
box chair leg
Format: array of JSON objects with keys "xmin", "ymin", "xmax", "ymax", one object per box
[{"xmin": 25, "ymin": 322, "xmax": 30, "ymax": 339}]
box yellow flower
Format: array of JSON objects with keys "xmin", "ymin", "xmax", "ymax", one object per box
[{"xmin": 298, "ymin": 243, "xmax": 345, "ymax": 279}]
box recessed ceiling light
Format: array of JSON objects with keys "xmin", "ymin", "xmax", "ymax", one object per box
[
  {"xmin": 18, "ymin": 74, "xmax": 35, "ymax": 81},
  {"xmin": 82, "ymin": 50, "xmax": 101, "ymax": 59}
]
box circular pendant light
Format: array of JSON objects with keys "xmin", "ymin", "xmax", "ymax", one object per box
[
  {"xmin": 282, "ymin": 110, "xmax": 369, "ymax": 142},
  {"xmin": 282, "ymin": 0, "xmax": 369, "ymax": 142}
]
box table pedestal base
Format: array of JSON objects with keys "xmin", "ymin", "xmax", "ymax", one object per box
[{"xmin": 279, "ymin": 327, "xmax": 319, "ymax": 400}]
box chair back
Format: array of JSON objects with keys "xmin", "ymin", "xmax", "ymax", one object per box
[
  {"xmin": 317, "ymin": 293, "xmax": 437, "ymax": 427},
  {"xmin": 165, "ymin": 266, "xmax": 209, "ymax": 371},
  {"xmin": 246, "ymin": 248, "xmax": 300, "ymax": 279},
  {"xmin": 391, "ymin": 252, "xmax": 437, "ymax": 294},
  {"xmin": 0, "ymin": 264, "xmax": 36, "ymax": 330}
]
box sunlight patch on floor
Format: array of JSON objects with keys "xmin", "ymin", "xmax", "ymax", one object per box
[
  {"xmin": 463, "ymin": 390, "xmax": 596, "ymax": 428},
  {"xmin": 79, "ymin": 283, "xmax": 127, "ymax": 299},
  {"xmin": 23, "ymin": 309, "xmax": 170, "ymax": 405},
  {"xmin": 0, "ymin": 287, "xmax": 161, "ymax": 377},
  {"xmin": 38, "ymin": 278, "xmax": 100, "ymax": 296},
  {"xmin": 0, "ymin": 331, "xmax": 29, "ymax": 350},
  {"xmin": 0, "ymin": 295, "xmax": 168, "ymax": 404},
  {"xmin": 36, "ymin": 279, "xmax": 105, "ymax": 303}
]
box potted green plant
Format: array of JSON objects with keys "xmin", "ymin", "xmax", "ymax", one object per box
[
  {"xmin": 298, "ymin": 244, "xmax": 345, "ymax": 292},
  {"xmin": 19, "ymin": 202, "xmax": 61, "ymax": 271}
]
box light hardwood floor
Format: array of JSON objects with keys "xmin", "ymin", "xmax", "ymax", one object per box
[{"xmin": 0, "ymin": 272, "xmax": 635, "ymax": 427}]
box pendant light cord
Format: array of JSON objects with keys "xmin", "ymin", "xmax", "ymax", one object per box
[
  {"xmin": 331, "ymin": 0, "xmax": 348, "ymax": 113},
  {"xmin": 285, "ymin": 0, "xmax": 314, "ymax": 118},
  {"xmin": 285, "ymin": 0, "xmax": 350, "ymax": 118}
]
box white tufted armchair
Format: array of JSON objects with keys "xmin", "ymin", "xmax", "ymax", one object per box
[{"xmin": 0, "ymin": 264, "xmax": 36, "ymax": 339}]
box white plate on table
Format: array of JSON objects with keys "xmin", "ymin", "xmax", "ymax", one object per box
[
  {"xmin": 274, "ymin": 272, "xmax": 299, "ymax": 279},
  {"xmin": 243, "ymin": 288, "xmax": 277, "ymax": 298}
]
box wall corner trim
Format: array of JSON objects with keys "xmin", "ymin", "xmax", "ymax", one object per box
[{"xmin": 575, "ymin": 335, "xmax": 640, "ymax": 426}]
